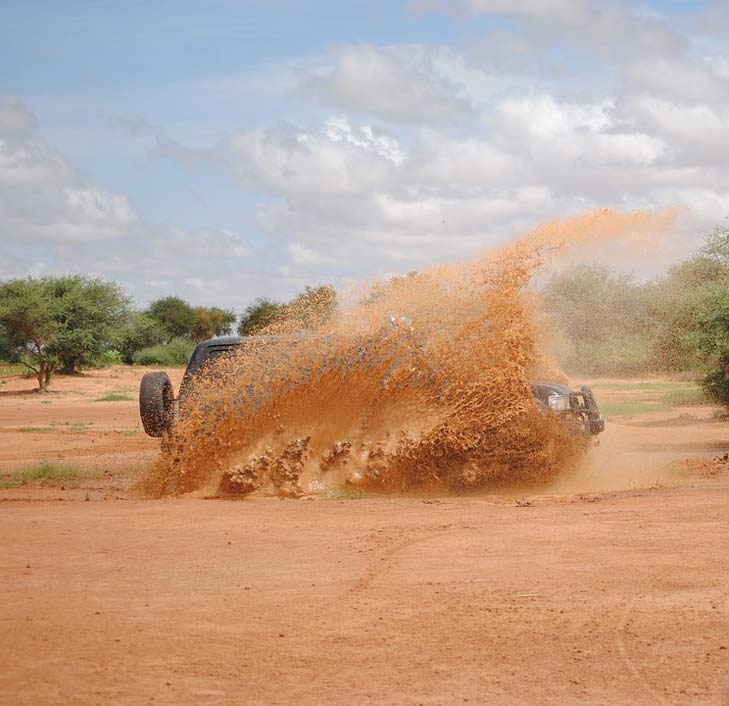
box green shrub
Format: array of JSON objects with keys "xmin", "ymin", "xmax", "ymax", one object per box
[
  {"xmin": 118, "ymin": 312, "xmax": 167, "ymax": 364},
  {"xmin": 543, "ymin": 264, "xmax": 655, "ymax": 376},
  {"xmin": 132, "ymin": 338, "xmax": 194, "ymax": 366},
  {"xmin": 557, "ymin": 335, "xmax": 654, "ymax": 377},
  {"xmin": 84, "ymin": 348, "xmax": 124, "ymax": 369},
  {"xmin": 99, "ymin": 349, "xmax": 123, "ymax": 366},
  {"xmin": 0, "ymin": 362, "xmax": 26, "ymax": 377},
  {"xmin": 701, "ymin": 368, "xmax": 729, "ymax": 407}
]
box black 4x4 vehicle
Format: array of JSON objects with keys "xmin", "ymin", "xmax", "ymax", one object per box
[{"xmin": 139, "ymin": 336, "xmax": 605, "ymax": 439}]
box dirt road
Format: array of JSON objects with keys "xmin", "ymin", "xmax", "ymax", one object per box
[
  {"xmin": 1, "ymin": 369, "xmax": 729, "ymax": 705},
  {"xmin": 3, "ymin": 489, "xmax": 728, "ymax": 706}
]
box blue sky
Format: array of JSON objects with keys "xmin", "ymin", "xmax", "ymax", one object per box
[{"xmin": 1, "ymin": 0, "xmax": 728, "ymax": 308}]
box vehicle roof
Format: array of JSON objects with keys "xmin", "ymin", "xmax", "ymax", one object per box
[{"xmin": 195, "ymin": 336, "xmax": 243, "ymax": 348}]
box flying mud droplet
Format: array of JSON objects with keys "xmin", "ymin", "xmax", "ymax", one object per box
[
  {"xmin": 145, "ymin": 208, "xmax": 677, "ymax": 497},
  {"xmin": 320, "ymin": 440, "xmax": 351, "ymax": 474},
  {"xmin": 220, "ymin": 437, "xmax": 310, "ymax": 497}
]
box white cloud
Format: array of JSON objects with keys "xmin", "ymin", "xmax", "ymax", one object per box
[
  {"xmin": 301, "ymin": 43, "xmax": 472, "ymax": 123},
  {"xmin": 0, "ymin": 98, "xmax": 36, "ymax": 137},
  {"xmin": 491, "ymin": 94, "xmax": 668, "ymax": 167},
  {"xmin": 223, "ymin": 119, "xmax": 401, "ymax": 197},
  {"xmin": 199, "ymin": 71, "xmax": 726, "ymax": 281},
  {"xmin": 696, "ymin": 2, "xmax": 729, "ymax": 37},
  {"xmin": 8, "ymin": 0, "xmax": 729, "ymax": 304},
  {"xmin": 0, "ymin": 97, "xmax": 138, "ymax": 243},
  {"xmin": 0, "ymin": 99, "xmax": 270, "ymax": 308},
  {"xmin": 38, "ymin": 224, "xmax": 264, "ymax": 308},
  {"xmin": 167, "ymin": 227, "xmax": 252, "ymax": 259},
  {"xmin": 462, "ymin": 0, "xmax": 685, "ymax": 65},
  {"xmin": 408, "ymin": 129, "xmax": 515, "ymax": 186},
  {"xmin": 323, "ymin": 117, "xmax": 406, "ymax": 165},
  {"xmin": 466, "ymin": 0, "xmax": 588, "ymax": 21},
  {"xmin": 622, "ymin": 56, "xmax": 729, "ymax": 109},
  {"xmin": 622, "ymin": 96, "xmax": 729, "ymax": 164}
]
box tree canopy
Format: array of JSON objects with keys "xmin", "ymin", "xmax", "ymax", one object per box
[
  {"xmin": 540, "ymin": 225, "xmax": 729, "ymax": 403},
  {"xmin": 542, "ymin": 264, "xmax": 652, "ymax": 375},
  {"xmin": 238, "ymin": 298, "xmax": 287, "ymax": 336},
  {"xmin": 147, "ymin": 297, "xmax": 196, "ymax": 341},
  {"xmin": 42, "ymin": 275, "xmax": 130, "ymax": 374},
  {"xmin": 238, "ymin": 286, "xmax": 337, "ymax": 336},
  {"xmin": 0, "ymin": 278, "xmax": 60, "ymax": 390},
  {"xmin": 146, "ymin": 296, "xmax": 235, "ymax": 342},
  {"xmin": 5, "ymin": 225, "xmax": 729, "ymax": 408},
  {"xmin": 191, "ymin": 306, "xmax": 236, "ymax": 341}
]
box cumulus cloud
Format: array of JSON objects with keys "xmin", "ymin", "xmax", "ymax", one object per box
[
  {"xmin": 490, "ymin": 95, "xmax": 668, "ymax": 168},
  {"xmin": 166, "ymin": 226, "xmax": 252, "ymax": 259},
  {"xmin": 6, "ymin": 0, "xmax": 729, "ymax": 303},
  {"xmin": 222, "ymin": 119, "xmax": 402, "ymax": 197},
  {"xmin": 56, "ymin": 0, "xmax": 729, "ymax": 291},
  {"xmin": 243, "ymin": 0, "xmax": 725, "ymax": 279},
  {"xmin": 462, "ymin": 0, "xmax": 685, "ymax": 67},
  {"xmin": 621, "ymin": 97, "xmax": 729, "ymax": 164},
  {"xmin": 466, "ymin": 0, "xmax": 588, "ymax": 21},
  {"xmin": 167, "ymin": 53, "xmax": 727, "ymax": 279},
  {"xmin": 696, "ymin": 2, "xmax": 729, "ymax": 37},
  {"xmin": 22, "ymin": 224, "xmax": 261, "ymax": 308},
  {"xmin": 0, "ymin": 100, "xmax": 266, "ymax": 307},
  {"xmin": 213, "ymin": 115, "xmax": 564, "ymax": 276},
  {"xmin": 0, "ymin": 98, "xmax": 137, "ymax": 243},
  {"xmin": 301, "ymin": 43, "xmax": 472, "ymax": 123}
]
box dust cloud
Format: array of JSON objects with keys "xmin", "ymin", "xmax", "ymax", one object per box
[{"xmin": 146, "ymin": 209, "xmax": 676, "ymax": 497}]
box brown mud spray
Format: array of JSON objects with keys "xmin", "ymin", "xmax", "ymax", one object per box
[{"xmin": 145, "ymin": 209, "xmax": 676, "ymax": 497}]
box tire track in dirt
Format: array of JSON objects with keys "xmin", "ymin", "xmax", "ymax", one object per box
[
  {"xmin": 614, "ymin": 566, "xmax": 674, "ymax": 706},
  {"xmin": 343, "ymin": 522, "xmax": 464, "ymax": 596}
]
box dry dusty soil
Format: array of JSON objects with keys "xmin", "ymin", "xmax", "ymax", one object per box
[{"xmin": 1, "ymin": 367, "xmax": 729, "ymax": 706}]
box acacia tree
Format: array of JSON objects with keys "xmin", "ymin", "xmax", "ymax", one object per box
[
  {"xmin": 191, "ymin": 306, "xmax": 236, "ymax": 342},
  {"xmin": 0, "ymin": 279, "xmax": 59, "ymax": 391},
  {"xmin": 289, "ymin": 285, "xmax": 337, "ymax": 330},
  {"xmin": 542, "ymin": 264, "xmax": 654, "ymax": 375},
  {"xmin": 118, "ymin": 312, "xmax": 168, "ymax": 364},
  {"xmin": 646, "ymin": 255, "xmax": 726, "ymax": 372},
  {"xmin": 238, "ymin": 286, "xmax": 338, "ymax": 336},
  {"xmin": 238, "ymin": 297, "xmax": 287, "ymax": 335},
  {"xmin": 147, "ymin": 296, "xmax": 196, "ymax": 341},
  {"xmin": 146, "ymin": 297, "xmax": 235, "ymax": 342},
  {"xmin": 677, "ymin": 225, "xmax": 729, "ymax": 404},
  {"xmin": 45, "ymin": 275, "xmax": 130, "ymax": 374}
]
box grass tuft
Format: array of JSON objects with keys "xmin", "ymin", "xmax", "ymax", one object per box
[
  {"xmin": 95, "ymin": 393, "xmax": 133, "ymax": 402},
  {"xmin": 0, "ymin": 462, "xmax": 80, "ymax": 489},
  {"xmin": 325, "ymin": 487, "xmax": 366, "ymax": 499},
  {"xmin": 0, "ymin": 363, "xmax": 27, "ymax": 377},
  {"xmin": 18, "ymin": 422, "xmax": 89, "ymax": 433}
]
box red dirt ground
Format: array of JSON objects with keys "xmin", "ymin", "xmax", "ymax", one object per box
[{"xmin": 1, "ymin": 367, "xmax": 728, "ymax": 705}]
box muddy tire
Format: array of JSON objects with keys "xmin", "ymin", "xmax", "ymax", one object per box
[{"xmin": 139, "ymin": 372, "xmax": 174, "ymax": 437}]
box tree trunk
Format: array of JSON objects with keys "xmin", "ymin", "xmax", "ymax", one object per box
[
  {"xmin": 60, "ymin": 357, "xmax": 77, "ymax": 375},
  {"xmin": 45, "ymin": 364, "xmax": 53, "ymax": 387},
  {"xmin": 37, "ymin": 359, "xmax": 47, "ymax": 393}
]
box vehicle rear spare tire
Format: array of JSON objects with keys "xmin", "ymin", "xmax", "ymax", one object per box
[{"xmin": 139, "ymin": 371, "xmax": 174, "ymax": 437}]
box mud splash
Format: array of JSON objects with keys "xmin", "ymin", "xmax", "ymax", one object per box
[{"xmin": 146, "ymin": 209, "xmax": 675, "ymax": 497}]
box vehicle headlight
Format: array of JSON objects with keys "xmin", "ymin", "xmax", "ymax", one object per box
[{"xmin": 547, "ymin": 394, "xmax": 572, "ymax": 413}]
